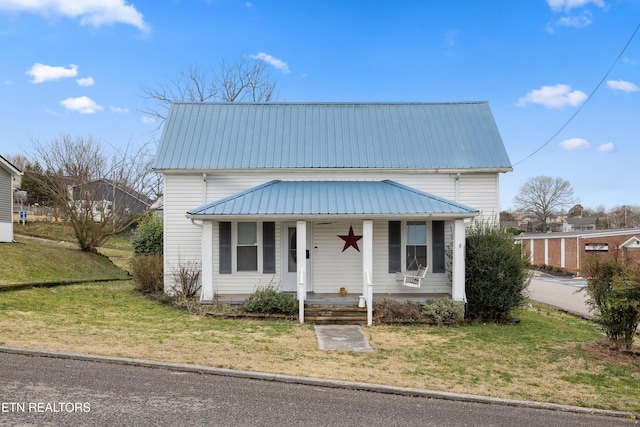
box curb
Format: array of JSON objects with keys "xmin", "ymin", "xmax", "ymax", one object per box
[{"xmin": 0, "ymin": 345, "xmax": 633, "ymax": 420}]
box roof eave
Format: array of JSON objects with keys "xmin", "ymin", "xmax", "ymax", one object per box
[{"xmin": 186, "ymin": 212, "xmax": 479, "ymax": 221}]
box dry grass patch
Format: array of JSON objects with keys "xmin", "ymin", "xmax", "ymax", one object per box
[{"xmin": 0, "ymin": 283, "xmax": 639, "ymax": 413}]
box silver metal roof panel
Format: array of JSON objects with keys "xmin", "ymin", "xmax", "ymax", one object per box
[
  {"xmin": 155, "ymin": 102, "xmax": 512, "ymax": 171},
  {"xmin": 187, "ymin": 180, "xmax": 479, "ymax": 217}
]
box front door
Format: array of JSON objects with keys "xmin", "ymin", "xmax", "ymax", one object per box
[{"xmin": 282, "ymin": 222, "xmax": 312, "ymax": 292}]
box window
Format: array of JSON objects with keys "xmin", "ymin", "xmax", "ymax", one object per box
[
  {"xmin": 219, "ymin": 221, "xmax": 275, "ymax": 274},
  {"xmin": 406, "ymin": 221, "xmax": 427, "ymax": 270},
  {"xmin": 388, "ymin": 220, "xmax": 445, "ymax": 273},
  {"xmin": 237, "ymin": 222, "xmax": 257, "ymax": 271}
]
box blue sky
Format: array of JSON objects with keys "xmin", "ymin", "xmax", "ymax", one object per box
[{"xmin": 0, "ymin": 0, "xmax": 639, "ymax": 211}]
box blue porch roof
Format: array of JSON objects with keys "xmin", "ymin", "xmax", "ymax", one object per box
[
  {"xmin": 155, "ymin": 102, "xmax": 512, "ymax": 171},
  {"xmin": 187, "ymin": 180, "xmax": 479, "ymax": 218}
]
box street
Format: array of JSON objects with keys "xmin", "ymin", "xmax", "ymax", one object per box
[{"xmin": 0, "ymin": 351, "xmax": 635, "ymax": 427}]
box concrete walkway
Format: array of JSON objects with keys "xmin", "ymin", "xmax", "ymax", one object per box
[{"xmin": 314, "ymin": 325, "xmax": 373, "ymax": 352}]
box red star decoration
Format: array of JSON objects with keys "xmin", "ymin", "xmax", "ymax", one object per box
[{"xmin": 338, "ymin": 226, "xmax": 362, "ymax": 252}]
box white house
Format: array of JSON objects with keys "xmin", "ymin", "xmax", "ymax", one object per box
[
  {"xmin": 0, "ymin": 155, "xmax": 22, "ymax": 242},
  {"xmin": 154, "ymin": 102, "xmax": 512, "ymax": 322}
]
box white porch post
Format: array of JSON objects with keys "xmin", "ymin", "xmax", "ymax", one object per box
[
  {"xmin": 451, "ymin": 218, "xmax": 466, "ymax": 302},
  {"xmin": 296, "ymin": 220, "xmax": 307, "ymax": 323},
  {"xmin": 362, "ymin": 220, "xmax": 373, "ymax": 326},
  {"xmin": 200, "ymin": 221, "xmax": 214, "ymax": 302}
]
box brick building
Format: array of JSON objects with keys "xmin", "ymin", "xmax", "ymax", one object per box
[{"xmin": 518, "ymin": 229, "xmax": 640, "ymax": 275}]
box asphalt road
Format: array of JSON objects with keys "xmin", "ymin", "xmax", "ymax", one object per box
[
  {"xmin": 0, "ymin": 352, "xmax": 635, "ymax": 427},
  {"xmin": 528, "ymin": 274, "xmax": 591, "ymax": 318}
]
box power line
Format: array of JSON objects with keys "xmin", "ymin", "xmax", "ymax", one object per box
[{"xmin": 513, "ymin": 23, "xmax": 640, "ymax": 167}]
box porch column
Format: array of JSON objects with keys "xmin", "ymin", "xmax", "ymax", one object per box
[
  {"xmin": 451, "ymin": 218, "xmax": 466, "ymax": 302},
  {"xmin": 296, "ymin": 220, "xmax": 307, "ymax": 323},
  {"xmin": 200, "ymin": 221, "xmax": 214, "ymax": 302},
  {"xmin": 362, "ymin": 220, "xmax": 373, "ymax": 326}
]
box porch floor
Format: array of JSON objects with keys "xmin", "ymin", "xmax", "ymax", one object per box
[{"xmin": 205, "ymin": 292, "xmax": 451, "ymax": 306}]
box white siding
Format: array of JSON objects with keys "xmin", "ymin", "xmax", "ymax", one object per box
[
  {"xmin": 163, "ymin": 169, "xmax": 502, "ymax": 295},
  {"xmin": 163, "ymin": 174, "xmax": 204, "ymax": 292}
]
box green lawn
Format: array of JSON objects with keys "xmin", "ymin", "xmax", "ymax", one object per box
[
  {"xmin": 0, "ymin": 280, "xmax": 638, "ymax": 414},
  {"xmin": 0, "ymin": 236, "xmax": 128, "ymax": 285},
  {"xmin": 1, "ymin": 223, "xmax": 639, "ymax": 415}
]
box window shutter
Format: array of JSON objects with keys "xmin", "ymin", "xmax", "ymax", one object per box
[
  {"xmin": 432, "ymin": 220, "xmax": 445, "ymax": 273},
  {"xmin": 388, "ymin": 221, "xmax": 401, "ymax": 273},
  {"xmin": 262, "ymin": 222, "xmax": 276, "ymax": 274},
  {"xmin": 219, "ymin": 222, "xmax": 232, "ymax": 274}
]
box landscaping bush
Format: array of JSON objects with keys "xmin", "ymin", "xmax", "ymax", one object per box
[
  {"xmin": 465, "ymin": 222, "xmax": 530, "ymax": 321},
  {"xmin": 423, "ymin": 298, "xmax": 464, "ymax": 325},
  {"xmin": 242, "ymin": 283, "xmax": 298, "ymax": 315},
  {"xmin": 131, "ymin": 254, "xmax": 164, "ymax": 294},
  {"xmin": 132, "ymin": 213, "xmax": 163, "ymax": 256},
  {"xmin": 584, "ymin": 254, "xmax": 640, "ymax": 350},
  {"xmin": 170, "ymin": 260, "xmax": 202, "ymax": 298},
  {"xmin": 374, "ymin": 298, "xmax": 423, "ymax": 323}
]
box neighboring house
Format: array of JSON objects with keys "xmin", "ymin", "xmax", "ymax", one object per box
[
  {"xmin": 518, "ymin": 228, "xmax": 640, "ymax": 274},
  {"xmin": 154, "ymin": 102, "xmax": 512, "ymax": 322},
  {"xmin": 562, "ymin": 217, "xmax": 596, "ymax": 232},
  {"xmin": 0, "ymin": 155, "xmax": 22, "ymax": 242},
  {"xmin": 71, "ymin": 179, "xmax": 151, "ymax": 221},
  {"xmin": 149, "ymin": 195, "xmax": 164, "ymax": 219}
]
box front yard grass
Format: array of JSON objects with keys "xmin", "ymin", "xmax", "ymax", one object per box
[
  {"xmin": 0, "ymin": 281, "xmax": 638, "ymax": 414},
  {"xmin": 0, "ymin": 236, "xmax": 128, "ymax": 285}
]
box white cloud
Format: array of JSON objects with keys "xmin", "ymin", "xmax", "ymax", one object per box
[
  {"xmin": 110, "ymin": 106, "xmax": 128, "ymax": 113},
  {"xmin": 141, "ymin": 116, "xmax": 156, "ymax": 125},
  {"xmin": 598, "ymin": 142, "xmax": 615, "ymax": 152},
  {"xmin": 517, "ymin": 84, "xmax": 587, "ymax": 108},
  {"xmin": 546, "ymin": 0, "xmax": 605, "ymax": 12},
  {"xmin": 560, "ymin": 137, "xmax": 590, "ymax": 150},
  {"xmin": 59, "ymin": 96, "xmax": 103, "ymax": 114},
  {"xmin": 0, "ymin": 0, "xmax": 148, "ymax": 31},
  {"xmin": 27, "ymin": 63, "xmax": 78, "ymax": 83},
  {"xmin": 606, "ymin": 79, "xmax": 639, "ymax": 93},
  {"xmin": 76, "ymin": 76, "xmax": 95, "ymax": 87},
  {"xmin": 554, "ymin": 13, "xmax": 592, "ymax": 29},
  {"xmin": 250, "ymin": 52, "xmax": 290, "ymax": 74}
]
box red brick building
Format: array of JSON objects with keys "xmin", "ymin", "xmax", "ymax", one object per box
[{"xmin": 518, "ymin": 229, "xmax": 640, "ymax": 275}]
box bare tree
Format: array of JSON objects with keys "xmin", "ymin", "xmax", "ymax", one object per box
[
  {"xmin": 608, "ymin": 205, "xmax": 640, "ymax": 229},
  {"xmin": 139, "ymin": 56, "xmax": 278, "ymax": 124},
  {"xmin": 32, "ymin": 135, "xmax": 156, "ymax": 252},
  {"xmin": 513, "ymin": 176, "xmax": 576, "ymax": 232},
  {"xmin": 2, "ymin": 153, "xmax": 28, "ymax": 171}
]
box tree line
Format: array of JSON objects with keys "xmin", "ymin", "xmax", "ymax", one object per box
[{"xmin": 502, "ymin": 175, "xmax": 640, "ymax": 232}]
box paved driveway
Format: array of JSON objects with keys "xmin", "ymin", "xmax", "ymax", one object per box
[{"xmin": 527, "ymin": 274, "xmax": 591, "ymax": 318}]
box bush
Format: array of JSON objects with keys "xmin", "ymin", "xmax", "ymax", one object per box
[
  {"xmin": 131, "ymin": 254, "xmax": 164, "ymax": 294},
  {"xmin": 170, "ymin": 260, "xmax": 202, "ymax": 298},
  {"xmin": 242, "ymin": 284, "xmax": 298, "ymax": 315},
  {"xmin": 465, "ymin": 222, "xmax": 530, "ymax": 321},
  {"xmin": 584, "ymin": 255, "xmax": 640, "ymax": 350},
  {"xmin": 132, "ymin": 213, "xmax": 163, "ymax": 256},
  {"xmin": 423, "ymin": 298, "xmax": 464, "ymax": 325},
  {"xmin": 374, "ymin": 298, "xmax": 422, "ymax": 323}
]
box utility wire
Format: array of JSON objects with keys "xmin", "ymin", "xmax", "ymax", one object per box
[{"xmin": 513, "ymin": 23, "xmax": 640, "ymax": 167}]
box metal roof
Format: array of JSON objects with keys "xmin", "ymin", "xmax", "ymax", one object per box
[
  {"xmin": 155, "ymin": 102, "xmax": 512, "ymax": 171},
  {"xmin": 187, "ymin": 180, "xmax": 479, "ymax": 217}
]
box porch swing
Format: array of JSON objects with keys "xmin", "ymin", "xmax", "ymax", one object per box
[{"xmin": 396, "ymin": 255, "xmax": 429, "ymax": 288}]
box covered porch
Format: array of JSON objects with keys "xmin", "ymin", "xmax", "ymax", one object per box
[{"xmin": 187, "ymin": 180, "xmax": 478, "ymax": 325}]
